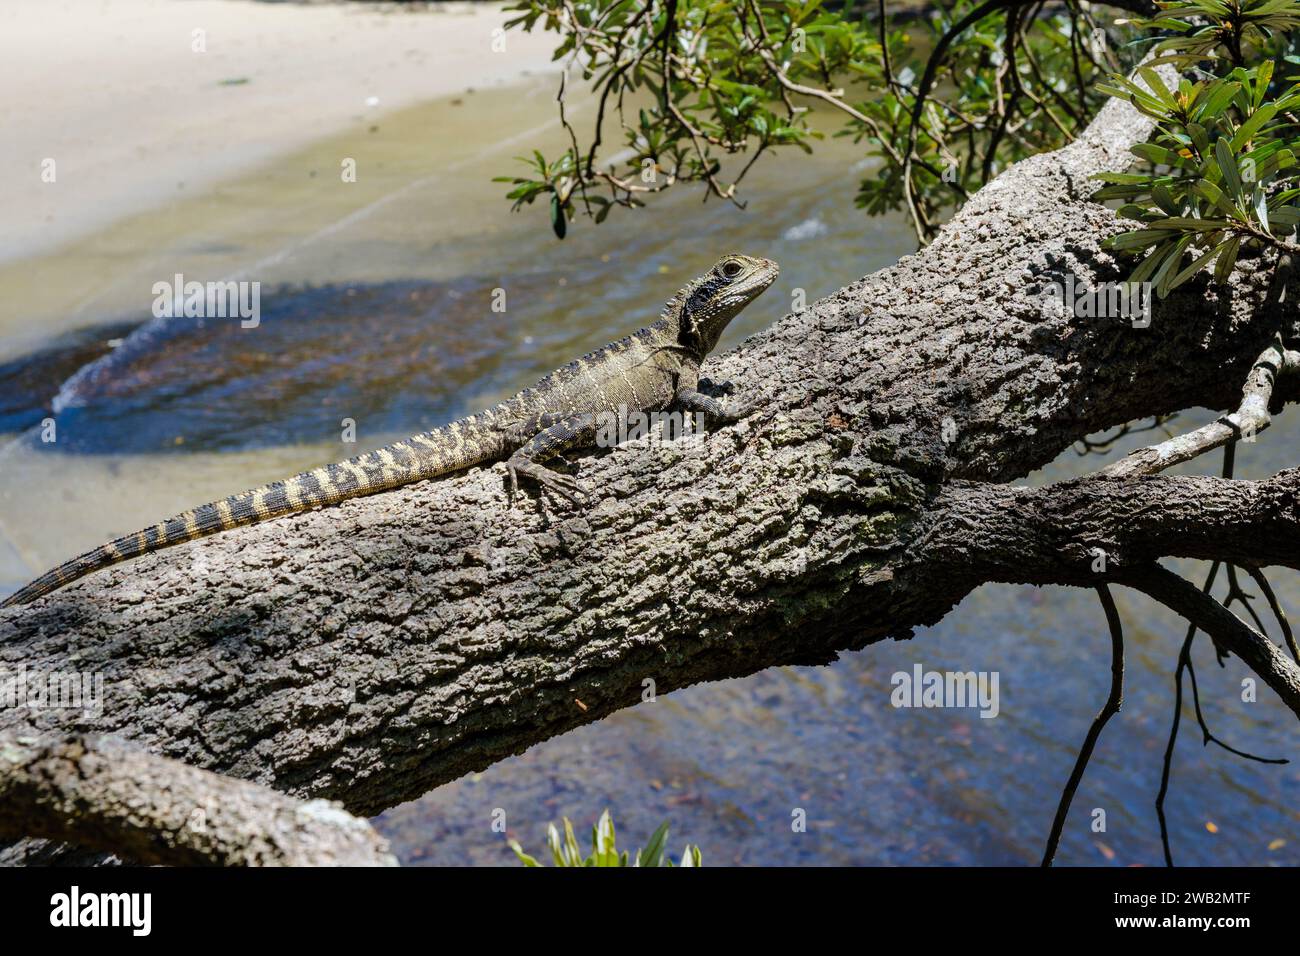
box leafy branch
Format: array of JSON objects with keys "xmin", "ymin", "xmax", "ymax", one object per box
[
  {"xmin": 498, "ymin": 0, "xmax": 1134, "ymax": 242},
  {"xmin": 1092, "ymin": 1, "xmax": 1300, "ymax": 294}
]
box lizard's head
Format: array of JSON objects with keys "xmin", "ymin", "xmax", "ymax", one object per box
[{"xmin": 677, "ymin": 254, "xmax": 780, "ymax": 353}]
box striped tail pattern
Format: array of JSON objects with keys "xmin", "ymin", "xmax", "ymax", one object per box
[{"xmin": 1, "ymin": 415, "xmax": 507, "ymax": 608}]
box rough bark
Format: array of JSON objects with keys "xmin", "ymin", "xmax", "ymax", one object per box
[
  {"xmin": 917, "ymin": 470, "xmax": 1300, "ymax": 714},
  {"xmin": 1, "ymin": 64, "xmax": 1297, "ymax": 863},
  {"xmin": 0, "ymin": 733, "xmax": 396, "ymax": 865}
]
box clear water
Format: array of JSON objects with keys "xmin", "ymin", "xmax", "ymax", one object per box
[{"xmin": 1, "ymin": 78, "xmax": 1295, "ymax": 867}]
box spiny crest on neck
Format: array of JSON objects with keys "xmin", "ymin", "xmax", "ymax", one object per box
[{"xmin": 659, "ymin": 272, "xmax": 710, "ymax": 324}]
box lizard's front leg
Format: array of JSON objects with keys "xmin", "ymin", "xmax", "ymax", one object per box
[
  {"xmin": 504, "ymin": 413, "xmax": 597, "ymax": 505},
  {"xmin": 674, "ymin": 360, "xmax": 756, "ymax": 422}
]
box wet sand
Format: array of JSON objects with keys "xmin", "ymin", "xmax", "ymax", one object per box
[{"xmin": 0, "ymin": 0, "xmax": 557, "ymax": 268}]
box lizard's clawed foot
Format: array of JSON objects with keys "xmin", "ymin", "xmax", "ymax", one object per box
[
  {"xmin": 680, "ymin": 379, "xmax": 765, "ymax": 425},
  {"xmin": 717, "ymin": 396, "xmax": 763, "ymax": 422},
  {"xmin": 699, "ymin": 394, "xmax": 764, "ymax": 425},
  {"xmin": 699, "ymin": 376, "xmax": 736, "ymax": 396},
  {"xmin": 537, "ymin": 470, "xmax": 588, "ymax": 506},
  {"xmin": 506, "ymin": 458, "xmax": 589, "ymax": 506}
]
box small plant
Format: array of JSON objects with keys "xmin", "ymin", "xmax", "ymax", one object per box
[
  {"xmin": 1134, "ymin": 0, "xmax": 1300, "ymax": 64},
  {"xmin": 508, "ymin": 809, "xmax": 701, "ymax": 867},
  {"xmin": 1092, "ymin": 62, "xmax": 1300, "ymax": 295},
  {"xmin": 1091, "ymin": 1, "xmax": 1300, "ymax": 295}
]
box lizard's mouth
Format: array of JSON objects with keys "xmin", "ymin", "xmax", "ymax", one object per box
[{"xmin": 748, "ymin": 259, "xmax": 780, "ymax": 295}]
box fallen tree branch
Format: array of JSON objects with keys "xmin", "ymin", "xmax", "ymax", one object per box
[
  {"xmin": 920, "ymin": 469, "xmax": 1300, "ymax": 586},
  {"xmin": 0, "ymin": 733, "xmax": 396, "ymax": 866},
  {"xmin": 3, "ymin": 58, "xmax": 1298, "ymax": 864}
]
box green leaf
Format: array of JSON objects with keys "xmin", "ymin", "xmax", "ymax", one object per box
[
  {"xmin": 1091, "ymin": 172, "xmax": 1158, "ymax": 184},
  {"xmin": 1249, "ymin": 146, "xmax": 1296, "ymax": 182},
  {"xmin": 550, "ymin": 194, "xmax": 567, "ymax": 239},
  {"xmin": 1138, "ymin": 67, "xmax": 1177, "ymax": 108},
  {"xmin": 1092, "ymin": 184, "xmax": 1152, "ymax": 200},
  {"xmin": 1128, "ymin": 238, "xmax": 1177, "ymax": 286},
  {"xmin": 1167, "ymin": 242, "xmax": 1223, "ymax": 291},
  {"xmin": 1117, "ymin": 203, "xmax": 1153, "ymax": 221},
  {"xmin": 1253, "ymin": 60, "xmax": 1275, "ymax": 109},
  {"xmin": 1256, "ymin": 188, "xmax": 1271, "ymax": 233},
  {"xmin": 1192, "ymin": 179, "xmax": 1242, "ymax": 218},
  {"xmin": 1196, "ymin": 82, "xmax": 1240, "ymax": 122},
  {"xmin": 638, "ymin": 821, "xmax": 670, "ymax": 868},
  {"xmin": 1216, "ymin": 138, "xmax": 1244, "ymax": 199},
  {"xmin": 1214, "ymin": 235, "xmax": 1242, "ymax": 283},
  {"xmin": 1154, "ymin": 234, "xmax": 1194, "ymax": 298},
  {"xmin": 1147, "ymin": 216, "xmax": 1232, "ymax": 231},
  {"xmin": 562, "ymin": 817, "xmax": 583, "ymax": 866},
  {"xmin": 1132, "ymin": 142, "xmax": 1196, "ymax": 169},
  {"xmin": 508, "ymin": 841, "xmax": 542, "ymax": 867},
  {"xmin": 547, "ymin": 823, "xmax": 565, "ymax": 867},
  {"xmin": 1268, "ymin": 206, "xmax": 1300, "ymax": 229},
  {"xmin": 1106, "ymin": 228, "xmax": 1180, "ymax": 251},
  {"xmin": 1229, "ymin": 102, "xmax": 1278, "ymax": 152},
  {"xmin": 592, "ymin": 810, "xmax": 618, "ymax": 866},
  {"xmin": 1152, "ymin": 184, "xmax": 1181, "ymax": 216}
]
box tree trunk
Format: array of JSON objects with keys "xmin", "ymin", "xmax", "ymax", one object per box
[{"xmin": 2, "ymin": 66, "xmax": 1297, "ymax": 863}]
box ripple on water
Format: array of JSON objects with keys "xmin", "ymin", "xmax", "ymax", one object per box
[{"xmin": 0, "ymin": 321, "xmax": 136, "ymax": 436}]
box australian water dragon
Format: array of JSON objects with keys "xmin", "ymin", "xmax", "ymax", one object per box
[{"xmin": 2, "ymin": 254, "xmax": 779, "ymax": 607}]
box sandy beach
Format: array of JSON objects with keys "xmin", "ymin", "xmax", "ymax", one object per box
[{"xmin": 0, "ymin": 0, "xmax": 558, "ymax": 264}]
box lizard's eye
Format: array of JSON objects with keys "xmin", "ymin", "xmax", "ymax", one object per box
[{"xmin": 720, "ymin": 260, "xmax": 744, "ymax": 279}]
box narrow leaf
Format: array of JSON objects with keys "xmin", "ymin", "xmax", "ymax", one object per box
[
  {"xmin": 1214, "ymin": 235, "xmax": 1242, "ymax": 284},
  {"xmin": 1217, "ymin": 138, "xmax": 1243, "ymax": 199}
]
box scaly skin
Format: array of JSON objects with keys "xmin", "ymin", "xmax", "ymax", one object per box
[{"xmin": 2, "ymin": 254, "xmax": 779, "ymax": 607}]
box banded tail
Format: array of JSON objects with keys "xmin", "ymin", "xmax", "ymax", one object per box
[{"xmin": 1, "ymin": 417, "xmax": 505, "ymax": 608}]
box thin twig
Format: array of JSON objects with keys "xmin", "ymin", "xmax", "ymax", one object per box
[
  {"xmin": 1041, "ymin": 584, "xmax": 1125, "ymax": 866},
  {"xmin": 1155, "ymin": 560, "xmax": 1219, "ymax": 867},
  {"xmin": 1101, "ymin": 340, "xmax": 1299, "ymax": 479},
  {"xmin": 1245, "ymin": 566, "xmax": 1299, "ymax": 664}
]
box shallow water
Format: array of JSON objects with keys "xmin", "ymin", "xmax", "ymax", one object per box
[{"xmin": 2, "ymin": 75, "xmax": 1296, "ymax": 867}]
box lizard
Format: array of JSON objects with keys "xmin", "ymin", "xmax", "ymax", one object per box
[{"xmin": 2, "ymin": 253, "xmax": 779, "ymax": 607}]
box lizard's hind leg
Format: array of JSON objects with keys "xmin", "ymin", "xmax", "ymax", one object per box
[{"xmin": 505, "ymin": 412, "xmax": 598, "ymax": 505}]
